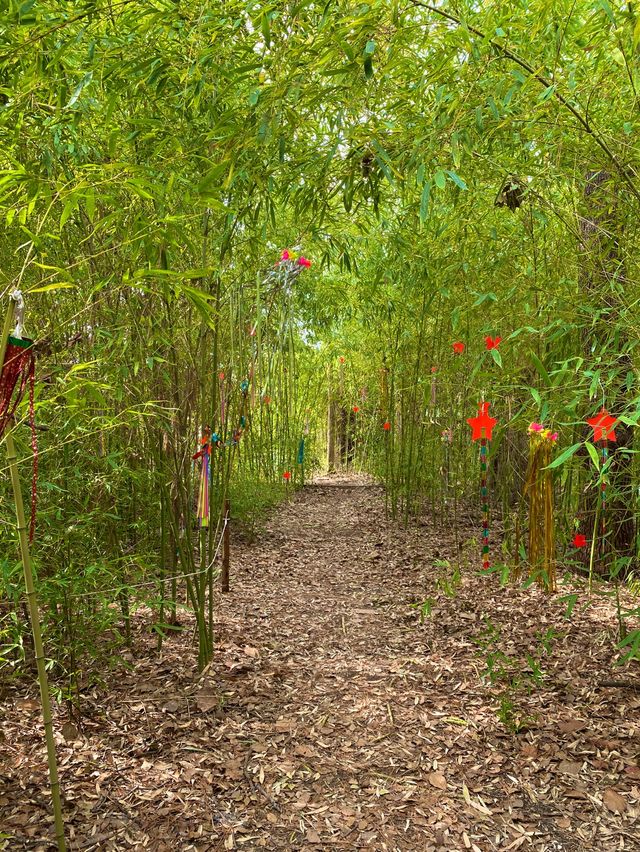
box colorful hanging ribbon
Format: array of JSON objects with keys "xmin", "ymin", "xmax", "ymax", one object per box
[
  {"xmin": 1, "ymin": 335, "xmax": 38, "ymax": 542},
  {"xmin": 601, "ymin": 439, "xmax": 608, "ymax": 544},
  {"xmin": 467, "ymin": 402, "xmax": 498, "ymax": 570},
  {"xmin": 480, "ymin": 437, "xmax": 489, "ymax": 568},
  {"xmin": 192, "ymin": 429, "xmax": 211, "ymax": 528}
]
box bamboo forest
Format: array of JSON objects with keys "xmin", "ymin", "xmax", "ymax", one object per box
[{"xmin": 2, "ymin": 1, "xmax": 640, "ymax": 850}]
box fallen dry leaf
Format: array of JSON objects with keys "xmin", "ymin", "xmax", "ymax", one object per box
[
  {"xmin": 557, "ymin": 760, "xmax": 582, "ymax": 776},
  {"xmin": 602, "ymin": 788, "xmax": 627, "ymax": 814},
  {"xmin": 558, "ymin": 719, "xmax": 587, "ymax": 734},
  {"xmin": 429, "ymin": 771, "xmax": 447, "ymax": 790},
  {"xmin": 60, "ymin": 722, "xmax": 79, "ymax": 742},
  {"xmin": 195, "ymin": 691, "xmax": 218, "ymax": 712}
]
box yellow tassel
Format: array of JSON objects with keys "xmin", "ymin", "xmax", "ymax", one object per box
[{"xmin": 524, "ymin": 432, "xmax": 556, "ymax": 592}]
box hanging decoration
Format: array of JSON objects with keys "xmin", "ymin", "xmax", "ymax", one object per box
[
  {"xmin": 586, "ymin": 408, "xmax": 617, "ymax": 442},
  {"xmin": 1, "ymin": 292, "xmax": 67, "ymax": 850},
  {"xmin": 573, "ymin": 532, "xmax": 587, "ymax": 548},
  {"xmin": 264, "ymin": 248, "xmax": 313, "ymax": 292},
  {"xmin": 467, "ymin": 402, "xmax": 498, "ymax": 570},
  {"xmin": 452, "ymin": 341, "xmax": 465, "ymax": 355},
  {"xmin": 383, "ymin": 420, "xmax": 391, "ymax": 431},
  {"xmin": 297, "ymin": 438, "xmax": 305, "ymax": 465},
  {"xmin": 192, "ymin": 427, "xmax": 211, "ymax": 528},
  {"xmin": 587, "ymin": 407, "xmax": 617, "ymax": 554},
  {"xmin": 485, "ymin": 336, "xmax": 502, "ymax": 350},
  {"xmin": 524, "ymin": 423, "xmax": 558, "ymax": 592},
  {"xmin": 0, "ymin": 316, "xmax": 38, "ymax": 542}
]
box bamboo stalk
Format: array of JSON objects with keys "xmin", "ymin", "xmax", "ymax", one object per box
[
  {"xmin": 1, "ymin": 296, "xmax": 67, "ymax": 852},
  {"xmin": 221, "ymin": 499, "xmax": 230, "ymax": 593}
]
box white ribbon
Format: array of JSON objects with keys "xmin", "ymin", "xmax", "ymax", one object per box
[{"xmin": 10, "ymin": 289, "xmax": 25, "ymax": 339}]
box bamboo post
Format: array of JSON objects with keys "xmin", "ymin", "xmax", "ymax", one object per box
[
  {"xmin": 1, "ymin": 295, "xmax": 67, "ymax": 852},
  {"xmin": 221, "ymin": 498, "xmax": 230, "ymax": 593},
  {"xmin": 327, "ymin": 364, "xmax": 336, "ymax": 472}
]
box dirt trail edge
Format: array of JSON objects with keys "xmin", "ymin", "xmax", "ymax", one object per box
[{"xmin": 2, "ymin": 475, "xmax": 638, "ymax": 851}]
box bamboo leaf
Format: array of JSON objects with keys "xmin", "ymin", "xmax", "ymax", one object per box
[
  {"xmin": 65, "ymin": 72, "xmax": 93, "ymax": 109},
  {"xmin": 529, "ymin": 351, "xmax": 551, "ymax": 386},
  {"xmin": 27, "ymin": 283, "xmax": 76, "ymax": 293},
  {"xmin": 445, "ymin": 170, "xmax": 468, "ymax": 190},
  {"xmin": 537, "ymin": 84, "xmax": 556, "ymax": 102},
  {"xmin": 545, "ymin": 443, "xmax": 581, "ymax": 470},
  {"xmin": 419, "ymin": 180, "xmax": 431, "ymax": 223},
  {"xmin": 585, "ymin": 441, "xmax": 600, "ymax": 471}
]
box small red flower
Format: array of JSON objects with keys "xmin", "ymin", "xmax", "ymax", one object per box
[
  {"xmin": 485, "ymin": 336, "xmax": 502, "ymax": 350},
  {"xmin": 431, "ymin": 366, "xmax": 437, "ymax": 373},
  {"xmin": 297, "ymin": 256, "xmax": 311, "ymax": 268},
  {"xmin": 262, "ymin": 395, "xmax": 271, "ymax": 405},
  {"xmin": 353, "ymin": 405, "xmax": 359, "ymax": 413},
  {"xmin": 339, "ymin": 356, "xmax": 345, "ymax": 363},
  {"xmin": 573, "ymin": 533, "xmax": 587, "ymax": 548},
  {"xmin": 218, "ymin": 372, "xmax": 225, "ymax": 380},
  {"xmin": 283, "ymin": 471, "xmax": 291, "ymax": 481},
  {"xmin": 383, "ymin": 421, "xmax": 391, "ymax": 431},
  {"xmin": 453, "ymin": 342, "xmax": 465, "ymax": 355}
]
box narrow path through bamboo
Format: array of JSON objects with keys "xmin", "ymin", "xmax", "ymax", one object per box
[{"xmin": 1, "ymin": 474, "xmax": 637, "ymax": 850}]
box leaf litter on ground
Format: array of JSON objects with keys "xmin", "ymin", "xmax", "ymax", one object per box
[{"xmin": 1, "ymin": 473, "xmax": 639, "ymax": 850}]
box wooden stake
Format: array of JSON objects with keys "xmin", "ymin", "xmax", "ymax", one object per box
[
  {"xmin": 1, "ymin": 296, "xmax": 67, "ymax": 852},
  {"xmin": 221, "ymin": 498, "xmax": 230, "ymax": 593}
]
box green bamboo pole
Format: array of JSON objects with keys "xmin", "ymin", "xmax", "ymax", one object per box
[{"xmin": 0, "ymin": 295, "xmax": 67, "ymax": 852}]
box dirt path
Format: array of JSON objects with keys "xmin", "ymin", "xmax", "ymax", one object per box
[{"xmin": 2, "ymin": 475, "xmax": 639, "ymax": 850}]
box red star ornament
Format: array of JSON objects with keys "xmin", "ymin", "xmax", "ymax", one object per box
[
  {"xmin": 586, "ymin": 408, "xmax": 617, "ymax": 442},
  {"xmin": 467, "ymin": 402, "xmax": 498, "ymax": 442}
]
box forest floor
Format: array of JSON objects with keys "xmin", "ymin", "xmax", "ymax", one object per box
[{"xmin": 1, "ymin": 474, "xmax": 640, "ymax": 851}]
